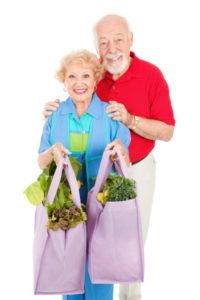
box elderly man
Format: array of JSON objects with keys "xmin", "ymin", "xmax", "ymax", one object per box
[{"xmin": 43, "ymin": 14, "xmax": 175, "ymax": 300}]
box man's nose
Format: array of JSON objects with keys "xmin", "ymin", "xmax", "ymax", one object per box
[{"xmin": 107, "ymin": 41, "xmax": 116, "ymax": 54}]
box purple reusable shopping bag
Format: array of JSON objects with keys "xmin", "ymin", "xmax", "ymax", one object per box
[
  {"xmin": 33, "ymin": 157, "xmax": 86, "ymax": 295},
  {"xmin": 87, "ymin": 147, "xmax": 144, "ymax": 284}
]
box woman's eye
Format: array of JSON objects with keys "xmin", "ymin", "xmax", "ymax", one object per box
[
  {"xmin": 83, "ymin": 74, "xmax": 90, "ymax": 78},
  {"xmin": 68, "ymin": 74, "xmax": 75, "ymax": 78}
]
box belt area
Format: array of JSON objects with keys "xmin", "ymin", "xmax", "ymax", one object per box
[{"xmin": 130, "ymin": 153, "xmax": 149, "ymax": 165}]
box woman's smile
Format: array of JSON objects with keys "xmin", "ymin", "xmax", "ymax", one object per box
[{"xmin": 73, "ymin": 88, "xmax": 88, "ymax": 94}]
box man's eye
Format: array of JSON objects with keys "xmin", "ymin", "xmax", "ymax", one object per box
[
  {"xmin": 117, "ymin": 38, "xmax": 123, "ymax": 42},
  {"xmin": 100, "ymin": 42, "xmax": 107, "ymax": 48}
]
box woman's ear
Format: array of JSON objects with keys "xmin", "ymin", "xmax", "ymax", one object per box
[{"xmin": 63, "ymin": 79, "xmax": 68, "ymax": 92}]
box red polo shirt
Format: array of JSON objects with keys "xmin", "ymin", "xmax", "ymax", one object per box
[{"xmin": 96, "ymin": 52, "xmax": 175, "ymax": 163}]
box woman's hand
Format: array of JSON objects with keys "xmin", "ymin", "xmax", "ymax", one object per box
[
  {"xmin": 105, "ymin": 139, "xmax": 130, "ymax": 166},
  {"xmin": 43, "ymin": 99, "xmax": 60, "ymax": 121},
  {"xmin": 52, "ymin": 143, "xmax": 72, "ymax": 165},
  {"xmin": 38, "ymin": 142, "xmax": 71, "ymax": 169}
]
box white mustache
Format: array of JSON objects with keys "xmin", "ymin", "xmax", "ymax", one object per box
[{"xmin": 104, "ymin": 53, "xmax": 123, "ymax": 60}]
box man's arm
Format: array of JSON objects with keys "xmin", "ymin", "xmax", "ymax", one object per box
[
  {"xmin": 128, "ymin": 115, "xmax": 174, "ymax": 141},
  {"xmin": 43, "ymin": 99, "xmax": 174, "ymax": 141},
  {"xmin": 106, "ymin": 101, "xmax": 174, "ymax": 142}
]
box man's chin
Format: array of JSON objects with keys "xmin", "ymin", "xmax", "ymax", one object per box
[
  {"xmin": 103, "ymin": 58, "xmax": 129, "ymax": 75},
  {"xmin": 104, "ymin": 64, "xmax": 126, "ymax": 75}
]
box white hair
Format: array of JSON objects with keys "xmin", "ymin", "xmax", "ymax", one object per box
[{"xmin": 93, "ymin": 14, "xmax": 132, "ymax": 52}]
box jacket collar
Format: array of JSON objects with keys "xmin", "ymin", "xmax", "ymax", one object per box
[{"xmin": 60, "ymin": 92, "xmax": 102, "ymax": 119}]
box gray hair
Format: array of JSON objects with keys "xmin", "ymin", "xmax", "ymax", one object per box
[{"xmin": 93, "ymin": 14, "xmax": 131, "ymax": 52}]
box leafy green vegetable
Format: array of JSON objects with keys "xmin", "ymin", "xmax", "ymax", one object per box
[
  {"xmin": 68, "ymin": 157, "xmax": 82, "ymax": 179},
  {"xmin": 24, "ymin": 181, "xmax": 44, "ymax": 205},
  {"xmin": 97, "ymin": 174, "xmax": 136, "ymax": 205},
  {"xmin": 24, "ymin": 158, "xmax": 81, "ymax": 206},
  {"xmin": 24, "ymin": 157, "xmax": 86, "ymax": 231},
  {"xmin": 47, "ymin": 206, "xmax": 87, "ymax": 231}
]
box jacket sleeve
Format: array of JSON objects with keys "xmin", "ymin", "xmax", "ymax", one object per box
[
  {"xmin": 111, "ymin": 120, "xmax": 131, "ymax": 155},
  {"xmin": 38, "ymin": 115, "xmax": 52, "ymax": 154}
]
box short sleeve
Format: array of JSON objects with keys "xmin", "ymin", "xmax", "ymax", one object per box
[
  {"xmin": 38, "ymin": 116, "xmax": 52, "ymax": 154},
  {"xmin": 150, "ymin": 69, "xmax": 175, "ymax": 126},
  {"xmin": 112, "ymin": 120, "xmax": 131, "ymax": 154}
]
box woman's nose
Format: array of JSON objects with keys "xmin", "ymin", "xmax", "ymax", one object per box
[
  {"xmin": 75, "ymin": 78, "xmax": 85, "ymax": 86},
  {"xmin": 76, "ymin": 77, "xmax": 83, "ymax": 83}
]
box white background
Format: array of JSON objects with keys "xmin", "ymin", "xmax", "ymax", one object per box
[{"xmin": 0, "ymin": 0, "xmax": 200, "ymax": 299}]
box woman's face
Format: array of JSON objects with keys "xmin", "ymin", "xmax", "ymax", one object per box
[{"xmin": 64, "ymin": 63, "xmax": 96, "ymax": 104}]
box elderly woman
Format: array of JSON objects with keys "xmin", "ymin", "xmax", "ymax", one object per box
[{"xmin": 38, "ymin": 50, "xmax": 131, "ymax": 300}]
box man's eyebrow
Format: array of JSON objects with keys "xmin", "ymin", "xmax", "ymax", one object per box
[{"xmin": 114, "ymin": 33, "xmax": 124, "ymax": 36}]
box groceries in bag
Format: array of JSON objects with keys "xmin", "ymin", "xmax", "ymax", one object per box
[
  {"xmin": 24, "ymin": 157, "xmax": 86, "ymax": 295},
  {"xmin": 87, "ymin": 147, "xmax": 144, "ymax": 284},
  {"xmin": 24, "ymin": 158, "xmax": 87, "ymax": 231}
]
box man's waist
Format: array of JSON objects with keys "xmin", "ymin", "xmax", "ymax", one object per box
[
  {"xmin": 128, "ymin": 138, "xmax": 155, "ymax": 164},
  {"xmin": 130, "ymin": 154, "xmax": 148, "ymax": 165},
  {"xmin": 130, "ymin": 150, "xmax": 154, "ymax": 165}
]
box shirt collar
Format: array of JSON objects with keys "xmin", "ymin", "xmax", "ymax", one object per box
[
  {"xmin": 103, "ymin": 51, "xmax": 142, "ymax": 82},
  {"xmin": 60, "ymin": 92, "xmax": 102, "ymax": 119}
]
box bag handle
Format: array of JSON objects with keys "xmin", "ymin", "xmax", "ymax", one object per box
[
  {"xmin": 64, "ymin": 156, "xmax": 81, "ymax": 208},
  {"xmin": 46, "ymin": 156, "xmax": 81, "ymax": 208},
  {"xmin": 92, "ymin": 146, "xmax": 131, "ymax": 197},
  {"xmin": 91, "ymin": 150, "xmax": 112, "ymax": 197},
  {"xmin": 113, "ymin": 147, "xmax": 131, "ymax": 179}
]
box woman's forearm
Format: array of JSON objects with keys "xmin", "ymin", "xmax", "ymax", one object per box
[
  {"xmin": 124, "ymin": 152, "xmax": 130, "ymax": 167},
  {"xmin": 38, "ymin": 147, "xmax": 53, "ymax": 170},
  {"xmin": 38, "ymin": 143, "xmax": 72, "ymax": 170}
]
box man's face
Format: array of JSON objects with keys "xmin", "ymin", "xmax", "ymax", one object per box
[{"xmin": 96, "ymin": 18, "xmax": 133, "ymax": 75}]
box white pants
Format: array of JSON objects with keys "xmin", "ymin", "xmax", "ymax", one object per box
[{"xmin": 119, "ymin": 152, "xmax": 156, "ymax": 300}]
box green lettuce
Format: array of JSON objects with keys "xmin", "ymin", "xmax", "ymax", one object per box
[
  {"xmin": 24, "ymin": 157, "xmax": 86, "ymax": 231},
  {"xmin": 24, "ymin": 158, "xmax": 81, "ymax": 206},
  {"xmin": 24, "ymin": 181, "xmax": 44, "ymax": 205},
  {"xmin": 97, "ymin": 174, "xmax": 136, "ymax": 205}
]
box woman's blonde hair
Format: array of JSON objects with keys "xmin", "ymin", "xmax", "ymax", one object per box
[{"xmin": 55, "ymin": 49, "xmax": 104, "ymax": 84}]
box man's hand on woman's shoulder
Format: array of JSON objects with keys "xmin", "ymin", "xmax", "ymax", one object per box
[{"xmin": 43, "ymin": 99, "xmax": 60, "ymax": 121}]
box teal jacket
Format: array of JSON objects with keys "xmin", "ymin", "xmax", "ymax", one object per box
[{"xmin": 38, "ymin": 93, "xmax": 131, "ymax": 191}]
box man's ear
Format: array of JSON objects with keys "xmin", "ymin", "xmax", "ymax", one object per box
[
  {"xmin": 130, "ymin": 32, "xmax": 133, "ymax": 47},
  {"xmin": 94, "ymin": 40, "xmax": 100, "ymax": 55}
]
